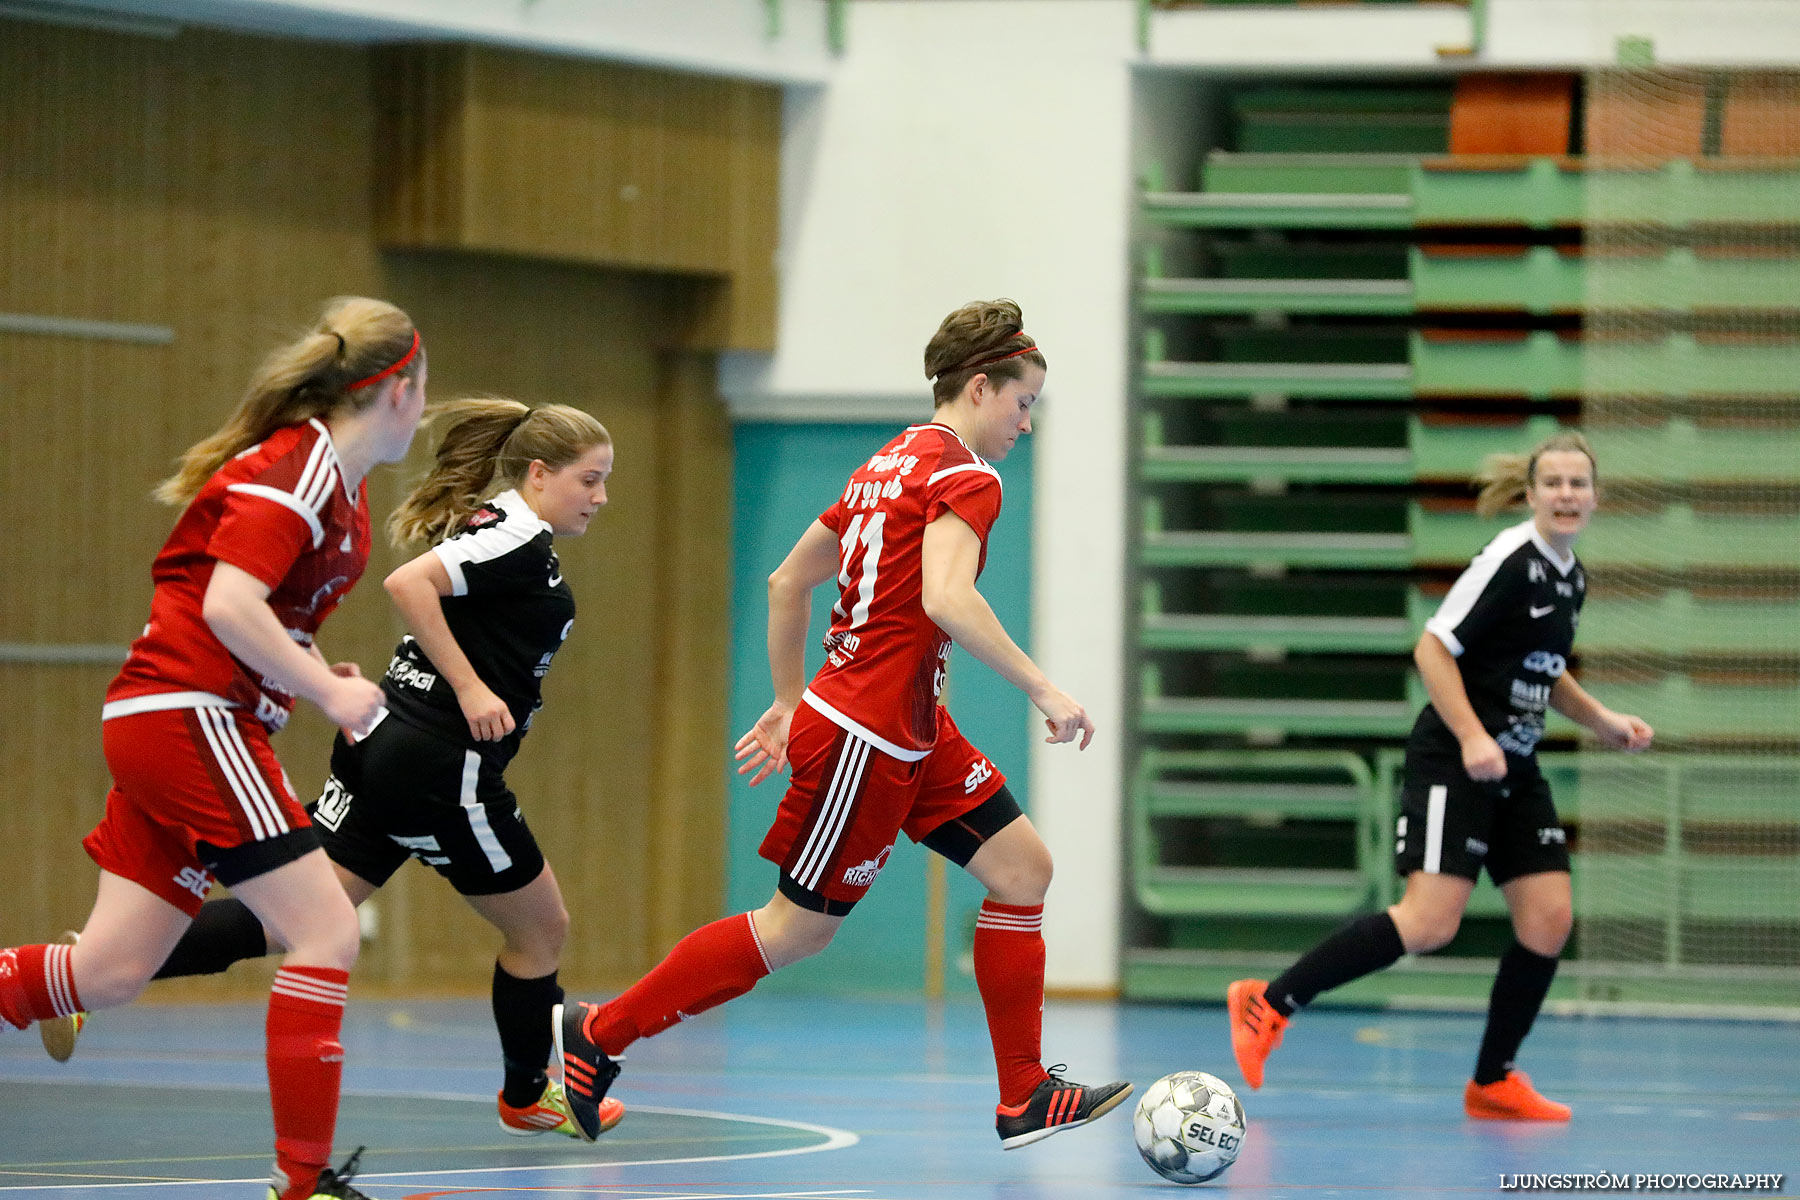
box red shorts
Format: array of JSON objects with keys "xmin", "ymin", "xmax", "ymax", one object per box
[
  {"xmin": 759, "ymin": 702, "xmax": 1006, "ymax": 906},
  {"xmin": 84, "ymin": 706, "xmax": 318, "ymax": 915}
]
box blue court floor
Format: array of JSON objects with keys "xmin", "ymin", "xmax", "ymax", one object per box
[{"xmin": 1, "ymin": 991, "xmax": 1794, "ymax": 1197}]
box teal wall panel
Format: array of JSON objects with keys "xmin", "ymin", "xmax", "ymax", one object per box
[{"xmin": 727, "ymin": 420, "xmax": 1034, "ymax": 995}]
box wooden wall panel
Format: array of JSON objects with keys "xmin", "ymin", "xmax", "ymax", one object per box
[
  {"xmin": 374, "ymin": 45, "xmax": 780, "ymax": 351},
  {"xmin": 0, "ymin": 17, "xmax": 737, "ymax": 997}
]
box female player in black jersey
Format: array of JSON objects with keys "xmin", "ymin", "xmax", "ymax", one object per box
[
  {"xmin": 1227, "ymin": 432, "xmax": 1653, "ymax": 1120},
  {"xmin": 120, "ymin": 398, "xmax": 624, "ymax": 1140}
]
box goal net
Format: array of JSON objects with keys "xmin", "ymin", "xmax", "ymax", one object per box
[{"xmin": 1572, "ymin": 64, "xmax": 1800, "ymax": 1013}]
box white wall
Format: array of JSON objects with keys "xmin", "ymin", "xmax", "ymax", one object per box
[
  {"xmin": 36, "ymin": 0, "xmax": 836, "ymax": 83},
  {"xmin": 1147, "ymin": 0, "xmax": 1800, "ymax": 68}
]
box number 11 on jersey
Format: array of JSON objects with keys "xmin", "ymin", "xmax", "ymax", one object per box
[{"xmin": 834, "ymin": 511, "xmax": 886, "ymax": 628}]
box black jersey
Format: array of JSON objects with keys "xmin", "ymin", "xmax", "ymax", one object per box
[
  {"xmin": 1415, "ymin": 519, "xmax": 1585, "ymax": 760},
  {"xmin": 379, "ymin": 489, "xmax": 575, "ymax": 767}
]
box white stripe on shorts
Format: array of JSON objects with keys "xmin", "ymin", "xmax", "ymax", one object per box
[
  {"xmin": 1424, "ymin": 783, "xmax": 1447, "ymax": 874},
  {"xmin": 792, "ymin": 735, "xmax": 871, "ymax": 890},
  {"xmin": 197, "ymin": 708, "xmax": 288, "ymax": 841},
  {"xmin": 460, "ymin": 750, "xmax": 513, "ymax": 874}
]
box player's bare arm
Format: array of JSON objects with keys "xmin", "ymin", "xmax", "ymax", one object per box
[
  {"xmin": 203, "ymin": 561, "xmax": 383, "ymax": 734},
  {"xmin": 1413, "ymin": 631, "xmax": 1506, "ymax": 781},
  {"xmin": 304, "ymin": 640, "xmax": 363, "ymax": 678},
  {"xmin": 920, "ymin": 510, "xmax": 1093, "ymax": 750},
  {"xmin": 736, "ymin": 519, "xmax": 843, "ymax": 785},
  {"xmin": 385, "ymin": 551, "xmax": 514, "ymax": 742},
  {"xmin": 1550, "ymin": 672, "xmax": 1653, "ymax": 752}
]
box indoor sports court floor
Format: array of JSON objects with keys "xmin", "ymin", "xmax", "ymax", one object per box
[{"xmin": 2, "ymin": 992, "xmax": 1794, "ymax": 1197}]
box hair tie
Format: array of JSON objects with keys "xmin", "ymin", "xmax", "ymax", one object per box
[
  {"xmin": 329, "ymin": 330, "xmax": 346, "ymax": 358},
  {"xmin": 936, "ymin": 336, "xmax": 1037, "ymax": 380},
  {"xmin": 345, "ymin": 328, "xmax": 421, "ymax": 392}
]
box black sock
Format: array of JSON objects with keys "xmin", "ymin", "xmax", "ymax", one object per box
[
  {"xmin": 493, "ymin": 962, "xmax": 562, "ymax": 1107},
  {"xmin": 1265, "ymin": 911, "xmax": 1406, "ymax": 1018},
  {"xmin": 153, "ymin": 898, "xmax": 271, "ymax": 979},
  {"xmin": 1473, "ymin": 942, "xmax": 1559, "ymax": 1085}
]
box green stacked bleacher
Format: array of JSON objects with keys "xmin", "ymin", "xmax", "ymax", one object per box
[{"xmin": 1127, "ymin": 72, "xmax": 1800, "ymax": 1009}]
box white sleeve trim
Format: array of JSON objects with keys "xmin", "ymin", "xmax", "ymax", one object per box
[
  {"xmin": 1422, "ymin": 521, "xmax": 1534, "ymax": 658},
  {"xmin": 431, "ymin": 496, "xmax": 542, "ymax": 598},
  {"xmin": 1421, "ymin": 626, "xmax": 1464, "ymax": 657},
  {"xmin": 225, "ymin": 483, "xmax": 325, "ymax": 548},
  {"xmin": 926, "ymin": 460, "xmax": 1002, "ymax": 490}
]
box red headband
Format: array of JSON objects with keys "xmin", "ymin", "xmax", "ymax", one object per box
[
  {"xmin": 938, "ymin": 336, "xmax": 1038, "ymax": 380},
  {"xmin": 345, "ymin": 329, "xmax": 421, "ymax": 392}
]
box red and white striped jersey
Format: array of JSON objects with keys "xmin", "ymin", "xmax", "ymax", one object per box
[
  {"xmin": 105, "ymin": 418, "xmax": 371, "ymax": 733},
  {"xmin": 802, "ymin": 422, "xmax": 1003, "ymax": 760}
]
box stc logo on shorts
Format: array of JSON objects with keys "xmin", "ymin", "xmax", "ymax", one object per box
[
  {"xmin": 964, "ymin": 759, "xmax": 994, "ymax": 795},
  {"xmin": 842, "ymin": 844, "xmax": 893, "ymax": 886},
  {"xmin": 173, "ymin": 866, "xmax": 213, "ymax": 901},
  {"xmin": 1521, "ymin": 650, "xmax": 1567, "ymax": 677}
]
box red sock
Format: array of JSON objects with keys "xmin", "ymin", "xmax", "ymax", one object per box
[
  {"xmin": 0, "ymin": 944, "xmax": 83, "ymax": 1028},
  {"xmin": 266, "ymin": 966, "xmax": 349, "ymax": 1200},
  {"xmin": 974, "ymin": 900, "xmax": 1049, "ymax": 1109},
  {"xmin": 584, "ymin": 913, "xmax": 772, "ymax": 1056}
]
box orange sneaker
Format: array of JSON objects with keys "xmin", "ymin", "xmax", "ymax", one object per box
[
  {"xmin": 1464, "ymin": 1070, "xmax": 1571, "ymax": 1121},
  {"xmin": 1226, "ymin": 978, "xmax": 1287, "ymax": 1090},
  {"xmin": 498, "ymin": 1079, "xmax": 624, "ymax": 1138}
]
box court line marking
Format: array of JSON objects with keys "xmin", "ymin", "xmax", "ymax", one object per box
[
  {"xmin": 0, "ymin": 1091, "xmax": 859, "ymax": 1192},
  {"xmin": 397, "ymin": 1190, "xmax": 873, "ymax": 1199}
]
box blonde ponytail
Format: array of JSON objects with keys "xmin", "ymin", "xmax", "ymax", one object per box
[
  {"xmin": 156, "ymin": 296, "xmax": 421, "ymax": 506},
  {"xmin": 388, "ymin": 398, "xmax": 611, "ymax": 546},
  {"xmin": 1474, "ymin": 431, "xmax": 1597, "ymax": 518}
]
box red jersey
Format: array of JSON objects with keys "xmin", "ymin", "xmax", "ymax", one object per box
[
  {"xmin": 802, "ymin": 422, "xmax": 1003, "ymax": 759},
  {"xmin": 105, "ymin": 418, "xmax": 371, "ymax": 733}
]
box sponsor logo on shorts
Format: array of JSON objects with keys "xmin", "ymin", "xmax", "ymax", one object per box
[
  {"xmin": 174, "ymin": 866, "xmax": 213, "ymax": 900},
  {"xmin": 964, "ymin": 758, "xmax": 994, "ymax": 795},
  {"xmin": 842, "ymin": 844, "xmax": 893, "ymax": 886},
  {"xmin": 1538, "ymin": 827, "xmax": 1567, "ymax": 845},
  {"xmin": 1465, "ymin": 837, "xmax": 1489, "ymax": 856},
  {"xmin": 390, "ymin": 833, "xmax": 450, "ymax": 866},
  {"xmin": 314, "ymin": 776, "xmax": 352, "ymax": 831}
]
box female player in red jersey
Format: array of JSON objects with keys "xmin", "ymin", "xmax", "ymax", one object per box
[
  {"xmin": 133, "ymin": 398, "xmax": 624, "ymax": 1141},
  {"xmin": 1226, "ymin": 433, "xmax": 1654, "ymax": 1121},
  {"xmin": 0, "ymin": 296, "xmax": 428, "ymax": 1200},
  {"xmin": 556, "ymin": 299, "xmax": 1133, "ymax": 1150}
]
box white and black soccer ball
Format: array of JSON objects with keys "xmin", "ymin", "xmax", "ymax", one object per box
[{"xmin": 1132, "ymin": 1070, "xmax": 1247, "ymax": 1185}]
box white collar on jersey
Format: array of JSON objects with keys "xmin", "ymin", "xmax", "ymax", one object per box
[
  {"xmin": 908, "ymin": 421, "xmax": 983, "ymax": 459},
  {"xmin": 491, "ymin": 488, "xmax": 554, "ymax": 533},
  {"xmin": 1522, "ymin": 520, "xmax": 1577, "ymax": 576},
  {"xmin": 307, "ymin": 417, "xmax": 359, "ymax": 506}
]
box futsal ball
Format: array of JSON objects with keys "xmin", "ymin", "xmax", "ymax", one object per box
[{"xmin": 1132, "ymin": 1070, "xmax": 1247, "ymax": 1185}]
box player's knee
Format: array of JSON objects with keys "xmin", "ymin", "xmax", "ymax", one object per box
[
  {"xmin": 983, "ymin": 842, "xmax": 1053, "ymax": 906},
  {"xmin": 1515, "ymin": 903, "xmax": 1572, "ymax": 956},
  {"xmin": 1395, "ymin": 908, "xmax": 1461, "ymax": 954},
  {"xmin": 76, "ymin": 950, "xmax": 158, "ymax": 1010},
  {"xmin": 287, "ymin": 907, "xmax": 362, "ymax": 972},
  {"xmin": 541, "ymin": 902, "xmax": 571, "ymax": 955},
  {"xmin": 754, "ymin": 905, "xmax": 839, "ymax": 967}
]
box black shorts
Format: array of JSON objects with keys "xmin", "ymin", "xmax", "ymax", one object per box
[
  {"xmin": 308, "ymin": 710, "xmax": 546, "ymax": 896},
  {"xmin": 1394, "ymin": 741, "xmax": 1570, "ymax": 886}
]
